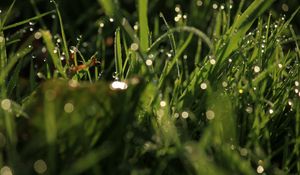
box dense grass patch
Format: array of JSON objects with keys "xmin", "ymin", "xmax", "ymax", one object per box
[{"xmin": 0, "ymin": 0, "xmax": 300, "ymax": 174}]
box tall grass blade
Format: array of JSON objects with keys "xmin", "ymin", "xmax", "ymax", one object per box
[
  {"xmin": 40, "ymin": 30, "xmax": 67, "ymax": 78},
  {"xmin": 138, "ymin": 0, "xmax": 149, "ymax": 52},
  {"xmin": 114, "ymin": 28, "xmax": 123, "ymax": 80}
]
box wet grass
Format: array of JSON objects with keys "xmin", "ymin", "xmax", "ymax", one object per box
[{"xmin": 0, "ymin": 0, "xmax": 300, "ymax": 174}]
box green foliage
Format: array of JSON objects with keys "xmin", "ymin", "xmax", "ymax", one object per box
[{"xmin": 0, "ymin": 0, "xmax": 300, "ymax": 174}]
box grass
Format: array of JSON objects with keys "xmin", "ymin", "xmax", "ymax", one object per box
[{"xmin": 0, "ymin": 0, "xmax": 300, "ymax": 174}]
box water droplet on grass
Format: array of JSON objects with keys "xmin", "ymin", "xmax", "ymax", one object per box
[
  {"xmin": 160, "ymin": 101, "xmax": 166, "ymax": 107},
  {"xmin": 254, "ymin": 66, "xmax": 261, "ymax": 73},
  {"xmin": 64, "ymin": 103, "xmax": 74, "ymax": 113},
  {"xmin": 246, "ymin": 106, "xmax": 253, "ymax": 113},
  {"xmin": 33, "ymin": 159, "xmax": 47, "ymax": 174},
  {"xmin": 209, "ymin": 59, "xmax": 216, "ymax": 65},
  {"xmin": 130, "ymin": 43, "xmax": 139, "ymax": 51},
  {"xmin": 222, "ymin": 81, "xmax": 228, "ymax": 87},
  {"xmin": 239, "ymin": 148, "xmax": 248, "ymax": 156},
  {"xmin": 200, "ymin": 83, "xmax": 207, "ymax": 90},
  {"xmin": 174, "ymin": 113, "xmax": 179, "ymax": 118},
  {"xmin": 110, "ymin": 81, "xmax": 128, "ymax": 90},
  {"xmin": 282, "ymin": 3, "xmax": 289, "ymax": 12},
  {"xmin": 206, "ymin": 110, "xmax": 215, "ymax": 120},
  {"xmin": 1, "ymin": 99, "xmax": 11, "ymax": 111},
  {"xmin": 175, "ymin": 5, "xmax": 181, "ymax": 12},
  {"xmin": 257, "ymin": 165, "xmax": 264, "ymax": 174},
  {"xmin": 146, "ymin": 59, "xmax": 153, "ymax": 66},
  {"xmin": 196, "ymin": 0, "xmax": 203, "ymax": 6},
  {"xmin": 34, "ymin": 32, "xmax": 42, "ymax": 39},
  {"xmin": 212, "ymin": 3, "xmax": 218, "ymax": 9},
  {"xmin": 181, "ymin": 111, "xmax": 189, "ymax": 119}
]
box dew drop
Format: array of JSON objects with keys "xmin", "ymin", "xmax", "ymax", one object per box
[
  {"xmin": 295, "ymin": 81, "xmax": 299, "ymax": 87},
  {"xmin": 175, "ymin": 5, "xmax": 181, "ymax": 13},
  {"xmin": 200, "ymin": 83, "xmax": 207, "ymax": 90},
  {"xmin": 166, "ymin": 52, "xmax": 172, "ymax": 58},
  {"xmin": 160, "ymin": 101, "xmax": 166, "ymax": 107},
  {"xmin": 210, "ymin": 59, "xmax": 216, "ymax": 65},
  {"xmin": 181, "ymin": 111, "xmax": 189, "ymax": 119},
  {"xmin": 146, "ymin": 59, "xmax": 153, "ymax": 66},
  {"xmin": 254, "ymin": 66, "xmax": 261, "ymax": 73},
  {"xmin": 34, "ymin": 32, "xmax": 42, "ymax": 39},
  {"xmin": 212, "ymin": 3, "xmax": 218, "ymax": 9},
  {"xmin": 222, "ymin": 81, "xmax": 228, "ymax": 87},
  {"xmin": 196, "ymin": 0, "xmax": 203, "ymax": 6},
  {"xmin": 206, "ymin": 110, "xmax": 215, "ymax": 120},
  {"xmin": 239, "ymin": 148, "xmax": 248, "ymax": 156},
  {"xmin": 33, "ymin": 159, "xmax": 47, "ymax": 174},
  {"xmin": 64, "ymin": 103, "xmax": 74, "ymax": 113},
  {"xmin": 1, "ymin": 99, "xmax": 11, "ymax": 111},
  {"xmin": 245, "ymin": 106, "xmax": 253, "ymax": 113},
  {"xmin": 109, "ymin": 18, "xmax": 114, "ymax": 22},
  {"xmin": 282, "ymin": 3, "xmax": 289, "ymax": 12},
  {"xmin": 130, "ymin": 43, "xmax": 139, "ymax": 51},
  {"xmin": 174, "ymin": 113, "xmax": 179, "ymax": 118},
  {"xmin": 257, "ymin": 165, "xmax": 264, "ymax": 174},
  {"xmin": 269, "ymin": 109, "xmax": 274, "ymax": 114},
  {"xmin": 99, "ymin": 22, "xmax": 105, "ymax": 28},
  {"xmin": 110, "ymin": 81, "xmax": 128, "ymax": 90}
]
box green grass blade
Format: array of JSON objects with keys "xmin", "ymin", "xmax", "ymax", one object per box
[
  {"xmin": 158, "ymin": 33, "xmax": 193, "ymax": 88},
  {"xmin": 97, "ymin": 0, "xmax": 115, "ymax": 17},
  {"xmin": 2, "ymin": 11, "xmax": 54, "ymax": 30},
  {"xmin": 0, "ymin": 0, "xmax": 16, "ymax": 29},
  {"xmin": 0, "ymin": 31, "xmax": 7, "ymax": 70},
  {"xmin": 114, "ymin": 28, "xmax": 123, "ymax": 80},
  {"xmin": 217, "ymin": 0, "xmax": 275, "ymax": 60},
  {"xmin": 52, "ymin": 1, "xmax": 70, "ymax": 63},
  {"xmin": 0, "ymin": 46, "xmax": 32, "ymax": 87},
  {"xmin": 138, "ymin": 0, "xmax": 149, "ymax": 52},
  {"xmin": 148, "ymin": 26, "xmax": 212, "ymax": 52},
  {"xmin": 40, "ymin": 30, "xmax": 67, "ymax": 78}
]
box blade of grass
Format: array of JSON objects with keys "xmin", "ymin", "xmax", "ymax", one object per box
[
  {"xmin": 2, "ymin": 11, "xmax": 54, "ymax": 30},
  {"xmin": 0, "ymin": 0, "xmax": 16, "ymax": 29},
  {"xmin": 138, "ymin": 0, "xmax": 149, "ymax": 52},
  {"xmin": 52, "ymin": 1, "xmax": 70, "ymax": 63},
  {"xmin": 40, "ymin": 30, "xmax": 67, "ymax": 78},
  {"xmin": 217, "ymin": 0, "xmax": 275, "ymax": 61},
  {"xmin": 0, "ymin": 46, "xmax": 33, "ymax": 87},
  {"xmin": 114, "ymin": 28, "xmax": 123, "ymax": 80},
  {"xmin": 148, "ymin": 26, "xmax": 212, "ymax": 52},
  {"xmin": 158, "ymin": 33, "xmax": 193, "ymax": 88}
]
